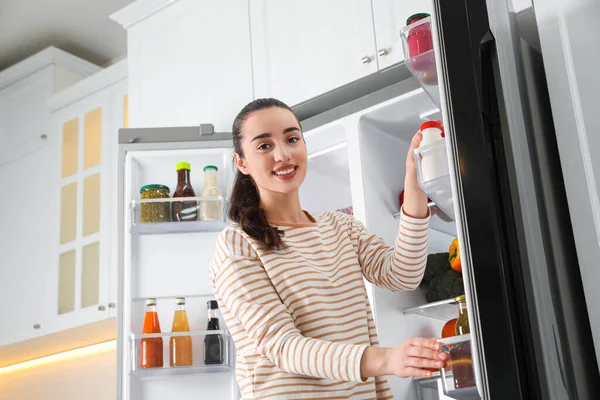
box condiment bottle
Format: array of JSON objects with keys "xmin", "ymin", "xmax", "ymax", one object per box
[
  {"xmin": 172, "ymin": 162, "xmax": 198, "ymax": 222},
  {"xmin": 199, "ymin": 165, "xmax": 223, "ymax": 221},
  {"xmin": 204, "ymin": 300, "xmax": 224, "ymax": 365},
  {"xmin": 170, "ymin": 297, "xmax": 193, "ymax": 367},
  {"xmin": 416, "ymin": 120, "xmax": 447, "ymax": 184},
  {"xmin": 455, "ymin": 295, "xmax": 470, "ymax": 335},
  {"xmin": 140, "ymin": 298, "xmax": 164, "ymax": 369},
  {"xmin": 406, "ymin": 13, "xmax": 434, "ymax": 71}
]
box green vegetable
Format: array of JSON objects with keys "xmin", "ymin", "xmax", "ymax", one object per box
[{"xmin": 420, "ymin": 252, "xmax": 465, "ymax": 302}]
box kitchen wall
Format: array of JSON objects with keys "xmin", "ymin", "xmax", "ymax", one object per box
[{"xmin": 0, "ymin": 350, "xmax": 116, "ymax": 400}]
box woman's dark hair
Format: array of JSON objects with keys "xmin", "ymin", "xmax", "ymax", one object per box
[{"xmin": 228, "ymin": 98, "xmax": 300, "ymax": 251}]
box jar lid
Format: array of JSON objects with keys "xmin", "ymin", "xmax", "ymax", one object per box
[
  {"xmin": 140, "ymin": 184, "xmax": 170, "ymax": 194},
  {"xmin": 454, "ymin": 295, "xmax": 466, "ymax": 303},
  {"xmin": 420, "ymin": 120, "xmax": 443, "ymax": 132},
  {"xmin": 204, "ymin": 165, "xmax": 218, "ymax": 172},
  {"xmin": 176, "ymin": 162, "xmax": 191, "ymax": 171},
  {"xmin": 406, "ymin": 13, "xmax": 430, "ymax": 26}
]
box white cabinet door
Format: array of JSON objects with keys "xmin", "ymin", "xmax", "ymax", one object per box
[
  {"xmin": 0, "ymin": 144, "xmax": 59, "ymax": 346},
  {"xmin": 45, "ymin": 87, "xmax": 113, "ymax": 335},
  {"xmin": 0, "ymin": 67, "xmax": 53, "ymax": 166},
  {"xmin": 108, "ymin": 79, "xmax": 128, "ymax": 318},
  {"xmin": 126, "ymin": 0, "xmax": 253, "ymax": 131},
  {"xmin": 371, "ymin": 0, "xmax": 432, "ymax": 70},
  {"xmin": 250, "ymin": 0, "xmax": 378, "ymax": 106}
]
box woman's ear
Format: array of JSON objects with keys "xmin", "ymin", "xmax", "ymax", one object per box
[{"xmin": 234, "ymin": 153, "xmax": 249, "ymax": 175}]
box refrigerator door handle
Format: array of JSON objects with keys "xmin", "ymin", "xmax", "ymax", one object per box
[
  {"xmin": 552, "ymin": 325, "xmax": 568, "ymax": 391},
  {"xmin": 478, "ymin": 29, "xmax": 497, "ymax": 128}
]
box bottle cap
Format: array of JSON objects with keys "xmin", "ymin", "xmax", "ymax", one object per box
[
  {"xmin": 176, "ymin": 162, "xmax": 191, "ymax": 171},
  {"xmin": 175, "ymin": 297, "xmax": 185, "ymax": 305},
  {"xmin": 420, "ymin": 120, "xmax": 443, "ymax": 131},
  {"xmin": 140, "ymin": 184, "xmax": 170, "ymax": 194},
  {"xmin": 406, "ymin": 13, "xmax": 430, "ymax": 26},
  {"xmin": 203, "ymin": 165, "xmax": 218, "ymax": 172},
  {"xmin": 207, "ymin": 300, "xmax": 219, "ymax": 310},
  {"xmin": 146, "ymin": 298, "xmax": 157, "ymax": 306}
]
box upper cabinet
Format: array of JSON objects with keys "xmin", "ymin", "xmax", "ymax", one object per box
[
  {"xmin": 110, "ymin": 0, "xmax": 253, "ymax": 131},
  {"xmin": 372, "ymin": 0, "xmax": 432, "ymax": 70},
  {"xmin": 249, "ymin": 0, "xmax": 378, "ymax": 107},
  {"xmin": 0, "ymin": 47, "xmax": 101, "ymax": 166},
  {"xmin": 249, "ymin": 0, "xmax": 433, "ymax": 106}
]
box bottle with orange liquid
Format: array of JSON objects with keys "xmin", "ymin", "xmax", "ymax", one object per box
[
  {"xmin": 170, "ymin": 297, "xmax": 193, "ymax": 367},
  {"xmin": 140, "ymin": 298, "xmax": 163, "ymax": 369}
]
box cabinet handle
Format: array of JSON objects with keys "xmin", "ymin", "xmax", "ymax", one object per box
[
  {"xmin": 361, "ymin": 56, "xmax": 372, "ymax": 64},
  {"xmin": 40, "ymin": 134, "xmax": 48, "ymax": 140},
  {"xmin": 98, "ymin": 305, "xmax": 106, "ymax": 311},
  {"xmin": 378, "ymin": 49, "xmax": 389, "ymax": 57},
  {"xmin": 108, "ymin": 302, "xmax": 116, "ymax": 309},
  {"xmin": 33, "ymin": 324, "xmax": 41, "ymax": 330}
]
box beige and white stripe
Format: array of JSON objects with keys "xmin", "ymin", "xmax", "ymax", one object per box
[{"xmin": 209, "ymin": 209, "xmax": 429, "ymax": 399}]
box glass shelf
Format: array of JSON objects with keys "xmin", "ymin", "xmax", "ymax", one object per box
[
  {"xmin": 393, "ymin": 201, "xmax": 455, "ymax": 235},
  {"xmin": 403, "ymin": 297, "xmax": 460, "ymax": 321},
  {"xmin": 130, "ymin": 196, "xmax": 227, "ymax": 235},
  {"xmin": 399, "ymin": 17, "xmax": 442, "ymax": 109},
  {"xmin": 130, "ymin": 330, "xmax": 232, "ymax": 379}
]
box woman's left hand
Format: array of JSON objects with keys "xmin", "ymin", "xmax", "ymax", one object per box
[{"xmin": 402, "ymin": 129, "xmax": 429, "ymax": 219}]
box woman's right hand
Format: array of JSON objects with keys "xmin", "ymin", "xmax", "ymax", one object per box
[{"xmin": 385, "ymin": 337, "xmax": 448, "ymax": 378}]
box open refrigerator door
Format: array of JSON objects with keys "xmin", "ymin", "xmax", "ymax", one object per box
[{"xmin": 116, "ymin": 127, "xmax": 239, "ymax": 400}]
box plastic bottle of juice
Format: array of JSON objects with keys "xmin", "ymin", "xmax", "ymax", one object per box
[
  {"xmin": 140, "ymin": 298, "xmax": 163, "ymax": 369},
  {"xmin": 170, "ymin": 297, "xmax": 193, "ymax": 367}
]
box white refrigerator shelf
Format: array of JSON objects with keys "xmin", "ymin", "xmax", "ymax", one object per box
[{"xmin": 403, "ymin": 297, "xmax": 462, "ymax": 321}]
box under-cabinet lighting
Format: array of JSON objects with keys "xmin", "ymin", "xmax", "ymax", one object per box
[
  {"xmin": 307, "ymin": 143, "xmax": 348, "ymax": 160},
  {"xmin": 419, "ymin": 108, "xmax": 440, "ymax": 120},
  {"xmin": 0, "ymin": 340, "xmax": 116, "ymax": 375}
]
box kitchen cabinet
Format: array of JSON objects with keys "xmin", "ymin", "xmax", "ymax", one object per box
[
  {"xmin": 0, "ymin": 47, "xmax": 100, "ymax": 166},
  {"xmin": 110, "ymin": 0, "xmax": 253, "ymax": 131},
  {"xmin": 249, "ymin": 0, "xmax": 378, "ymax": 106},
  {"xmin": 46, "ymin": 60, "xmax": 128, "ymax": 333},
  {"xmin": 372, "ymin": 0, "xmax": 433, "ymax": 70},
  {"xmin": 0, "ymin": 48, "xmax": 100, "ymax": 348}
]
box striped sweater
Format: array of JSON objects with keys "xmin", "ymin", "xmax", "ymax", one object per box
[{"xmin": 209, "ymin": 209, "xmax": 430, "ymax": 399}]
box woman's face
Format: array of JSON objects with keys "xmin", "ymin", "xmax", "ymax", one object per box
[{"xmin": 235, "ymin": 107, "xmax": 307, "ymax": 197}]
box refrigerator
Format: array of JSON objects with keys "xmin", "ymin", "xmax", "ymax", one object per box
[{"xmin": 115, "ymin": 0, "xmax": 600, "ymax": 399}]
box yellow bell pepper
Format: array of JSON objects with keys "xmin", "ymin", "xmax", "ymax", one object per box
[{"xmin": 449, "ymin": 238, "xmax": 462, "ymax": 273}]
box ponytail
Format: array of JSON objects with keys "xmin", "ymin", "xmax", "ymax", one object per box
[{"xmin": 228, "ymin": 98, "xmax": 296, "ymax": 251}]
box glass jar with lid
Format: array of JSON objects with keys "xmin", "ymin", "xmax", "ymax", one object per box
[
  {"xmin": 140, "ymin": 184, "xmax": 170, "ymax": 223},
  {"xmin": 455, "ymin": 295, "xmax": 470, "ymax": 335}
]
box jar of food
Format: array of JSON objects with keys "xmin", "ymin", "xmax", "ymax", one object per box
[
  {"xmin": 140, "ymin": 184, "xmax": 170, "ymax": 223},
  {"xmin": 455, "ymin": 295, "xmax": 470, "ymax": 335},
  {"xmin": 405, "ymin": 13, "xmax": 434, "ymax": 71}
]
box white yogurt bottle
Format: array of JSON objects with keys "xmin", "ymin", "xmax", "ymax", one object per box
[{"xmin": 417, "ymin": 120, "xmax": 448, "ymax": 182}]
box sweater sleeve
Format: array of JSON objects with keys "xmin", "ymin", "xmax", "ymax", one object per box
[
  {"xmin": 209, "ymin": 227, "xmax": 368, "ymax": 382},
  {"xmin": 354, "ymin": 207, "xmax": 429, "ymax": 291}
]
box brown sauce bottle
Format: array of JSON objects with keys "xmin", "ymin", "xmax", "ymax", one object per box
[{"xmin": 171, "ymin": 162, "xmax": 198, "ymax": 222}]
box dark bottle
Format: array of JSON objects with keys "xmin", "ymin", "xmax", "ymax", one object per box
[
  {"xmin": 204, "ymin": 300, "xmax": 224, "ymax": 365},
  {"xmin": 172, "ymin": 162, "xmax": 198, "ymax": 222}
]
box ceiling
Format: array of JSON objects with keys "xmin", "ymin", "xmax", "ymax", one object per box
[{"xmin": 0, "ymin": 0, "xmax": 135, "ymax": 71}]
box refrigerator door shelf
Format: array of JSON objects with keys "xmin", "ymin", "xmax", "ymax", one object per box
[
  {"xmin": 130, "ymin": 330, "xmax": 232, "ymax": 379},
  {"xmin": 403, "ymin": 297, "xmax": 460, "ymax": 321},
  {"xmin": 399, "ymin": 17, "xmax": 441, "ymax": 109},
  {"xmin": 413, "ymin": 140, "xmax": 455, "ymax": 220},
  {"xmin": 131, "ymin": 196, "xmax": 227, "ymax": 235},
  {"xmin": 438, "ymin": 334, "xmax": 481, "ymax": 400}
]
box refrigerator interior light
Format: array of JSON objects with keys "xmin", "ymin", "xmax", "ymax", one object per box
[{"xmin": 0, "ymin": 340, "xmax": 117, "ymax": 375}]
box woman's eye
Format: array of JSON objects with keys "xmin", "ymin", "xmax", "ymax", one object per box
[
  {"xmin": 257, "ymin": 143, "xmax": 271, "ymax": 150},
  {"xmin": 289, "ymin": 136, "xmax": 300, "ymax": 143}
]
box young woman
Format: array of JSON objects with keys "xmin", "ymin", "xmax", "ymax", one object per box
[{"xmin": 209, "ymin": 98, "xmax": 448, "ymax": 399}]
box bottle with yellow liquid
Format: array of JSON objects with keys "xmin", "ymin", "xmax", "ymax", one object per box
[{"xmin": 169, "ymin": 297, "xmax": 193, "ymax": 367}]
